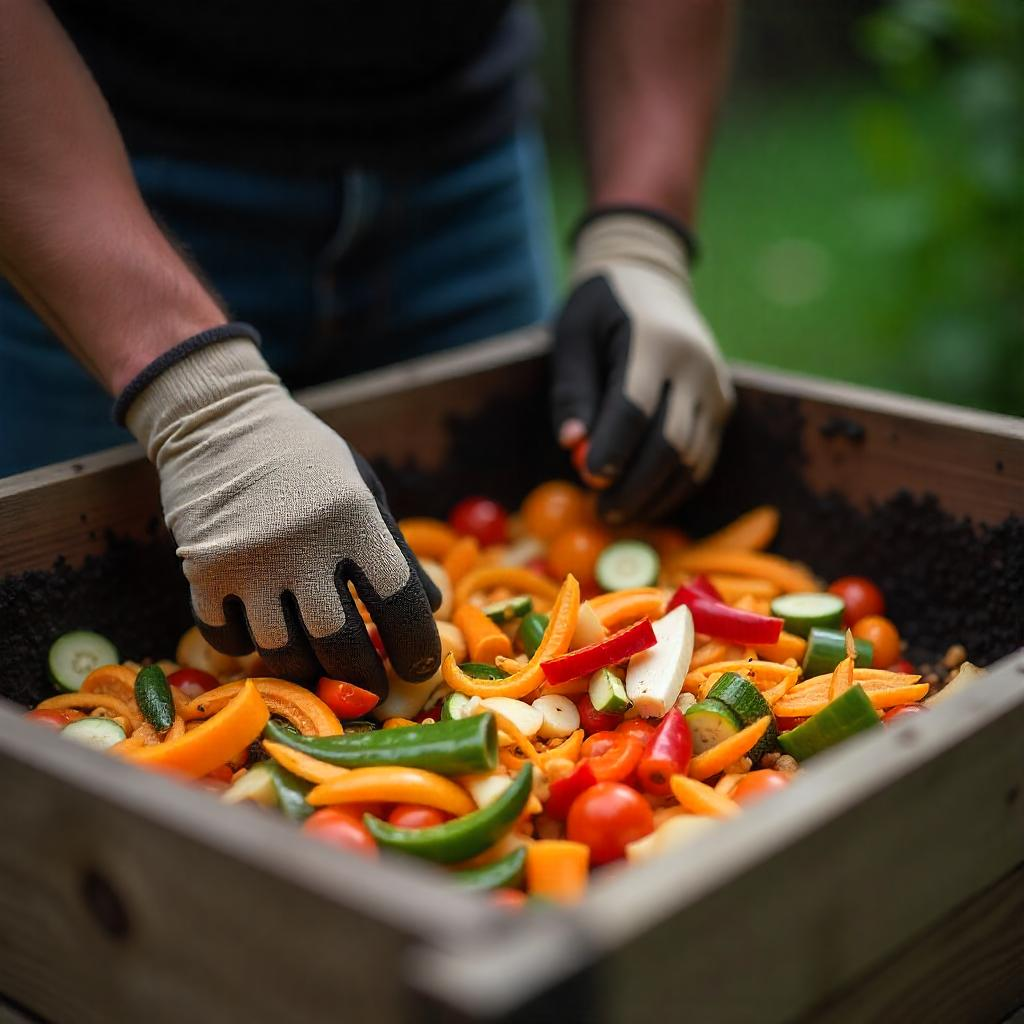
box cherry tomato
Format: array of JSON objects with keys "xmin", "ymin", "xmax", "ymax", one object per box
[
  {"xmin": 774, "ymin": 716, "xmax": 808, "ymax": 734},
  {"xmin": 730, "ymin": 770, "xmax": 791, "ymax": 806},
  {"xmin": 303, "ymin": 808, "xmax": 378, "ymax": 857},
  {"xmin": 888, "ymin": 658, "xmax": 916, "ymax": 675},
  {"xmin": 317, "ymin": 678, "xmax": 380, "ymax": 719},
  {"xmin": 883, "ymin": 704, "xmax": 928, "ymax": 724},
  {"xmin": 525, "ymin": 557, "xmax": 552, "ymax": 578},
  {"xmin": 852, "ymin": 614, "xmax": 901, "ymax": 668},
  {"xmin": 491, "ymin": 888, "xmax": 528, "ymax": 911},
  {"xmin": 828, "ymin": 576, "xmax": 885, "ymax": 627},
  {"xmin": 578, "ymin": 693, "xmax": 624, "ymax": 735},
  {"xmin": 567, "ymin": 782, "xmax": 654, "ymax": 865},
  {"xmin": 580, "ymin": 731, "xmax": 645, "ymax": 782},
  {"xmin": 616, "ymin": 719, "xmax": 656, "ymax": 744},
  {"xmin": 572, "ymin": 439, "xmax": 612, "ymax": 490},
  {"xmin": 387, "ymin": 804, "xmax": 450, "ymax": 829},
  {"xmin": 521, "ymin": 481, "xmax": 588, "ymax": 542},
  {"xmin": 548, "ymin": 525, "xmax": 612, "ymax": 588},
  {"xmin": 25, "ymin": 708, "xmax": 83, "ymax": 730},
  {"xmin": 167, "ymin": 667, "xmax": 219, "ymax": 700},
  {"xmin": 449, "ymin": 497, "xmax": 508, "ymax": 546}
]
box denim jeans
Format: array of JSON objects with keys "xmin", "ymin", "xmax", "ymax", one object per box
[{"xmin": 0, "ymin": 126, "xmax": 556, "ymax": 476}]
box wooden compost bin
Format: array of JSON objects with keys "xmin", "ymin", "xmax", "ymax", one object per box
[{"xmin": 1, "ymin": 329, "xmax": 1021, "ymax": 1024}]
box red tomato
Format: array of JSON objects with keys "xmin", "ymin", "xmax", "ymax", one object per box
[
  {"xmin": 548, "ymin": 525, "xmax": 613, "ymax": 588},
  {"xmin": 449, "ymin": 497, "xmax": 508, "ymax": 546},
  {"xmin": 572, "ymin": 440, "xmax": 612, "ymax": 491},
  {"xmin": 317, "ymin": 678, "xmax": 380, "ymax": 719},
  {"xmin": 567, "ymin": 782, "xmax": 654, "ymax": 865},
  {"xmin": 888, "ymin": 658, "xmax": 916, "ymax": 675},
  {"xmin": 581, "ymin": 731, "xmax": 644, "ymax": 782},
  {"xmin": 521, "ymin": 481, "xmax": 587, "ymax": 542},
  {"xmin": 578, "ymin": 694, "xmax": 624, "ymax": 735},
  {"xmin": 387, "ymin": 804, "xmax": 449, "ymax": 829},
  {"xmin": 852, "ymin": 614, "xmax": 902, "ymax": 668},
  {"xmin": 774, "ymin": 717, "xmax": 807, "ymax": 734},
  {"xmin": 828, "ymin": 576, "xmax": 885, "ymax": 627},
  {"xmin": 883, "ymin": 704, "xmax": 928, "ymax": 724},
  {"xmin": 168, "ymin": 667, "xmax": 219, "ymax": 700},
  {"xmin": 303, "ymin": 808, "xmax": 378, "ymax": 857},
  {"xmin": 491, "ymin": 888, "xmax": 528, "ymax": 911},
  {"xmin": 25, "ymin": 708, "xmax": 83, "ymax": 730},
  {"xmin": 730, "ymin": 770, "xmax": 791, "ymax": 806}
]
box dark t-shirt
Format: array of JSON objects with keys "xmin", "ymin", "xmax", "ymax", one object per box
[{"xmin": 50, "ymin": 0, "xmax": 539, "ymax": 175}]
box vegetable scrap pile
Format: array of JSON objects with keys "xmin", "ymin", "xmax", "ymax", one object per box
[{"xmin": 27, "ymin": 486, "xmax": 985, "ymax": 906}]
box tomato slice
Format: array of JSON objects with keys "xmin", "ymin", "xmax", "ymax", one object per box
[
  {"xmin": 317, "ymin": 678, "xmax": 380, "ymax": 719},
  {"xmin": 168, "ymin": 667, "xmax": 219, "ymax": 700},
  {"xmin": 580, "ymin": 731, "xmax": 644, "ymax": 782}
]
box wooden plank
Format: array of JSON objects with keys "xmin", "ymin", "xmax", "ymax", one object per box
[{"xmin": 799, "ymin": 862, "xmax": 1024, "ymax": 1024}]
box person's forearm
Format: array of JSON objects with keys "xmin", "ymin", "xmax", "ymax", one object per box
[
  {"xmin": 0, "ymin": 0, "xmax": 225, "ymax": 394},
  {"xmin": 574, "ymin": 0, "xmax": 735, "ymax": 226}
]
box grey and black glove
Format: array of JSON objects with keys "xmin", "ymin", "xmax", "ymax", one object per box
[
  {"xmin": 552, "ymin": 209, "xmax": 734, "ymax": 522},
  {"xmin": 117, "ymin": 328, "xmax": 441, "ymax": 695}
]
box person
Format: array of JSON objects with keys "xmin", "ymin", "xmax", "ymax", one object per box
[{"xmin": 0, "ymin": 0, "xmax": 735, "ymax": 696}]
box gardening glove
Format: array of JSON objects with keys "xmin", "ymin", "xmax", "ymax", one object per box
[
  {"xmin": 551, "ymin": 209, "xmax": 734, "ymax": 522},
  {"xmin": 117, "ymin": 328, "xmax": 441, "ymax": 695}
]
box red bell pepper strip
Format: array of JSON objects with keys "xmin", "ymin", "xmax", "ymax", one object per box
[
  {"xmin": 687, "ymin": 575, "xmax": 724, "ymax": 602},
  {"xmin": 667, "ymin": 586, "xmax": 783, "ymax": 645},
  {"xmin": 580, "ymin": 731, "xmax": 645, "ymax": 782},
  {"xmin": 541, "ymin": 619, "xmax": 657, "ymax": 684},
  {"xmin": 637, "ymin": 708, "xmax": 692, "ymax": 796},
  {"xmin": 544, "ymin": 760, "xmax": 598, "ymax": 820}
]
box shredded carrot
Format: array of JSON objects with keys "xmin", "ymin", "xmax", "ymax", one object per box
[
  {"xmin": 489, "ymin": 711, "xmax": 546, "ymax": 773},
  {"xmin": 689, "ymin": 717, "xmax": 771, "ymax": 781},
  {"xmin": 690, "ymin": 640, "xmax": 730, "ymax": 670},
  {"xmin": 442, "ymin": 534, "xmax": 480, "ymax": 585},
  {"xmin": 829, "ymin": 638, "xmax": 856, "ymax": 701},
  {"xmin": 454, "ymin": 603, "xmax": 513, "ymax": 664},
  {"xmin": 526, "ymin": 840, "xmax": 589, "ymax": 902},
  {"xmin": 693, "ymin": 506, "xmax": 780, "ymax": 553},
  {"xmin": 500, "ymin": 728, "xmax": 584, "ymax": 771},
  {"xmin": 761, "ymin": 669, "xmax": 801, "ymax": 706},
  {"xmin": 666, "ymin": 549, "xmax": 819, "ymax": 594},
  {"xmin": 670, "ymin": 775, "xmax": 740, "ymax": 817},
  {"xmin": 454, "ymin": 566, "xmax": 559, "ymax": 609},
  {"xmin": 398, "ymin": 517, "xmax": 459, "ymax": 560}
]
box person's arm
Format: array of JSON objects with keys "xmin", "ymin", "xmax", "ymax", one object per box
[
  {"xmin": 0, "ymin": 0, "xmax": 223, "ymax": 392},
  {"xmin": 575, "ymin": 0, "xmax": 735, "ymax": 225}
]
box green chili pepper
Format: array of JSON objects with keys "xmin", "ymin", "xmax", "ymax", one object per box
[
  {"xmin": 449, "ymin": 846, "xmax": 527, "ymax": 891},
  {"xmin": 263, "ymin": 713, "xmax": 497, "ymax": 775},
  {"xmin": 134, "ymin": 664, "xmax": 174, "ymax": 732},
  {"xmin": 458, "ymin": 662, "xmax": 509, "ymax": 680},
  {"xmin": 364, "ymin": 765, "xmax": 533, "ymax": 863},
  {"xmin": 517, "ymin": 612, "xmax": 550, "ymax": 658},
  {"xmin": 267, "ymin": 763, "xmax": 314, "ymax": 822}
]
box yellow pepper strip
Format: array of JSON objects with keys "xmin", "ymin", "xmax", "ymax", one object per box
[
  {"xmin": 263, "ymin": 740, "xmax": 348, "ymax": 784},
  {"xmin": 382, "ymin": 717, "xmax": 418, "ymax": 729},
  {"xmin": 453, "ymin": 566, "xmax": 559, "ymax": 610},
  {"xmin": 526, "ymin": 840, "xmax": 589, "ymax": 903},
  {"xmin": 693, "ymin": 506, "xmax": 780, "ymax": 552},
  {"xmin": 689, "ymin": 716, "xmax": 771, "ymax": 780},
  {"xmin": 589, "ymin": 587, "xmax": 668, "ymax": 631},
  {"xmin": 443, "ymin": 575, "xmax": 580, "ymax": 698},
  {"xmin": 666, "ymin": 549, "xmax": 819, "ymax": 594},
  {"xmin": 307, "ymin": 766, "xmax": 475, "ymax": 816},
  {"xmin": 755, "ymin": 630, "xmax": 807, "ymax": 664},
  {"xmin": 397, "ymin": 517, "xmax": 459, "ymax": 561},
  {"xmin": 761, "ymin": 669, "xmax": 801, "ymax": 707},
  {"xmin": 442, "ymin": 534, "xmax": 481, "ymax": 586},
  {"xmin": 774, "ymin": 672, "xmax": 925, "ymax": 718},
  {"xmin": 499, "ymin": 728, "xmax": 584, "ymax": 772},
  {"xmin": 670, "ymin": 775, "xmax": 740, "ymax": 817},
  {"xmin": 184, "ymin": 678, "xmax": 342, "ymax": 736},
  {"xmin": 707, "ymin": 575, "xmax": 781, "ymax": 603},
  {"xmin": 36, "ymin": 692, "xmax": 142, "ymax": 732},
  {"xmin": 123, "ymin": 680, "xmax": 269, "ymax": 779},
  {"xmin": 80, "ymin": 664, "xmax": 137, "ymax": 704}
]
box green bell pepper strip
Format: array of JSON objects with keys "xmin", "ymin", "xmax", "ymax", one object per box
[
  {"xmin": 263, "ymin": 713, "xmax": 497, "ymax": 775},
  {"xmin": 778, "ymin": 684, "xmax": 880, "ymax": 761},
  {"xmin": 267, "ymin": 762, "xmax": 314, "ymax": 822},
  {"xmin": 449, "ymin": 846, "xmax": 527, "ymax": 891},
  {"xmin": 517, "ymin": 612, "xmax": 549, "ymax": 658},
  {"xmin": 364, "ymin": 765, "xmax": 533, "ymax": 863},
  {"xmin": 134, "ymin": 664, "xmax": 175, "ymax": 732},
  {"xmin": 458, "ymin": 662, "xmax": 509, "ymax": 680}
]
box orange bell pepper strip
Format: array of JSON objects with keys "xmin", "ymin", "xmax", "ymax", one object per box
[
  {"xmin": 761, "ymin": 668, "xmax": 801, "ymax": 706},
  {"xmin": 263, "ymin": 740, "xmax": 348, "ymax": 784},
  {"xmin": 773, "ymin": 672, "xmax": 925, "ymax": 718},
  {"xmin": 123, "ymin": 679, "xmax": 269, "ymax": 779},
  {"xmin": 184, "ymin": 678, "xmax": 342, "ymax": 736},
  {"xmin": 442, "ymin": 534, "xmax": 481, "ymax": 586},
  {"xmin": 666, "ymin": 549, "xmax": 819, "ymax": 594},
  {"xmin": 688, "ymin": 716, "xmax": 771, "ymax": 781},
  {"xmin": 696, "ymin": 660, "xmax": 798, "ymax": 686},
  {"xmin": 36, "ymin": 692, "xmax": 142, "ymax": 732},
  {"xmin": 454, "ymin": 604, "xmax": 513, "ymax": 664},
  {"xmin": 755, "ymin": 630, "xmax": 807, "ymax": 664},
  {"xmin": 589, "ymin": 587, "xmax": 668, "ymax": 632},
  {"xmin": 670, "ymin": 775, "xmax": 741, "ymax": 817},
  {"xmin": 443, "ymin": 575, "xmax": 580, "ymax": 698},
  {"xmin": 526, "ymin": 840, "xmax": 589, "ymax": 903},
  {"xmin": 306, "ymin": 766, "xmax": 475, "ymax": 816},
  {"xmin": 693, "ymin": 506, "xmax": 780, "ymax": 552},
  {"xmin": 80, "ymin": 664, "xmax": 138, "ymax": 704},
  {"xmin": 453, "ymin": 566, "xmax": 559, "ymax": 610},
  {"xmin": 397, "ymin": 517, "xmax": 459, "ymax": 560}
]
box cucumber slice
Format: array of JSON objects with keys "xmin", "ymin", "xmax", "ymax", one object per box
[
  {"xmin": 595, "ymin": 540, "xmax": 661, "ymax": 591},
  {"xmin": 589, "ymin": 667, "xmax": 630, "ymax": 714},
  {"xmin": 483, "ymin": 594, "xmax": 533, "ymax": 624},
  {"xmin": 134, "ymin": 664, "xmax": 175, "ymax": 732},
  {"xmin": 779, "ymin": 684, "xmax": 880, "ymax": 761},
  {"xmin": 61, "ymin": 717, "xmax": 126, "ymax": 751},
  {"xmin": 706, "ymin": 672, "xmax": 779, "ymax": 764},
  {"xmin": 441, "ymin": 692, "xmax": 474, "ymax": 722},
  {"xmin": 458, "ymin": 662, "xmax": 509, "ymax": 680},
  {"xmin": 222, "ymin": 762, "xmax": 278, "ymax": 807},
  {"xmin": 803, "ymin": 628, "xmax": 874, "ymax": 678},
  {"xmin": 48, "ymin": 630, "xmax": 119, "ymax": 692},
  {"xmin": 685, "ymin": 698, "xmax": 741, "ymax": 754},
  {"xmin": 769, "ymin": 593, "xmax": 844, "ymax": 637},
  {"xmin": 518, "ymin": 612, "xmax": 549, "ymax": 658}
]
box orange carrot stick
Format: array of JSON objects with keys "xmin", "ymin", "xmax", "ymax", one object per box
[
  {"xmin": 694, "ymin": 506, "xmax": 780, "ymax": 552},
  {"xmin": 666, "ymin": 549, "xmax": 819, "ymax": 594},
  {"xmin": 688, "ymin": 717, "xmax": 771, "ymax": 781},
  {"xmin": 669, "ymin": 775, "xmax": 741, "ymax": 817},
  {"xmin": 526, "ymin": 840, "xmax": 590, "ymax": 902},
  {"xmin": 454, "ymin": 604, "xmax": 514, "ymax": 664}
]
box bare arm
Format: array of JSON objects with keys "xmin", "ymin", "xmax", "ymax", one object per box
[
  {"xmin": 0, "ymin": 0, "xmax": 224, "ymax": 394},
  {"xmin": 574, "ymin": 0, "xmax": 735, "ymax": 226}
]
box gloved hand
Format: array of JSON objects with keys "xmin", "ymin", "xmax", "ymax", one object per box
[
  {"xmin": 551, "ymin": 210, "xmax": 734, "ymax": 523},
  {"xmin": 119, "ymin": 330, "xmax": 441, "ymax": 695}
]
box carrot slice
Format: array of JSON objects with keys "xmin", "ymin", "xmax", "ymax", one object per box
[
  {"xmin": 670, "ymin": 775, "xmax": 741, "ymax": 817},
  {"xmin": 688, "ymin": 717, "xmax": 772, "ymax": 781},
  {"xmin": 263, "ymin": 740, "xmax": 348, "ymax": 784},
  {"xmin": 526, "ymin": 840, "xmax": 589, "ymax": 902},
  {"xmin": 666, "ymin": 549, "xmax": 818, "ymax": 594},
  {"xmin": 454, "ymin": 604, "xmax": 513, "ymax": 664}
]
